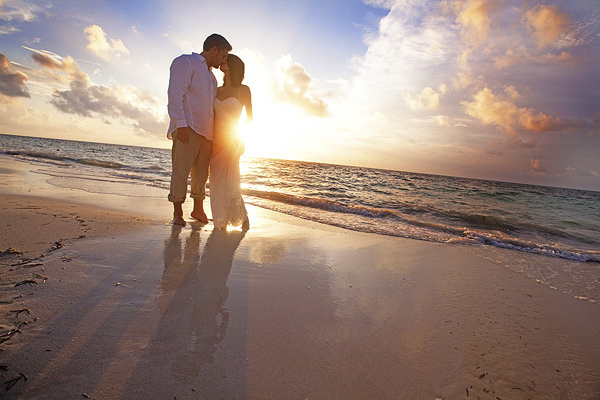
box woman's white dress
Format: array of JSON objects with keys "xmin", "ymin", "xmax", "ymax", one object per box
[{"xmin": 210, "ymin": 97, "xmax": 248, "ymax": 229}]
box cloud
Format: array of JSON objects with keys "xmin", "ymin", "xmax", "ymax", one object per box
[
  {"xmin": 530, "ymin": 158, "xmax": 547, "ymax": 175},
  {"xmin": 31, "ymin": 52, "xmax": 87, "ymax": 79},
  {"xmin": 162, "ymin": 33, "xmax": 192, "ymax": 51},
  {"xmin": 405, "ymin": 86, "xmax": 444, "ymax": 111},
  {"xmin": 25, "ymin": 48, "xmax": 165, "ymax": 136},
  {"xmin": 50, "ymin": 77, "xmax": 165, "ymax": 136},
  {"xmin": 0, "ymin": 0, "xmax": 42, "ymax": 22},
  {"xmin": 0, "ymin": 53, "xmax": 29, "ymax": 98},
  {"xmin": 22, "ymin": 46, "xmax": 89, "ymax": 90},
  {"xmin": 461, "ymin": 87, "xmax": 561, "ymax": 135},
  {"xmin": 431, "ymin": 115, "xmax": 450, "ymax": 126},
  {"xmin": 503, "ymin": 85, "xmax": 519, "ymax": 100},
  {"xmin": 453, "ymin": 0, "xmax": 492, "ymax": 45},
  {"xmin": 363, "ymin": 0, "xmax": 400, "ymax": 8},
  {"xmin": 347, "ymin": 1, "xmax": 593, "ymax": 145},
  {"xmin": 363, "ymin": 2, "xmax": 450, "ymax": 66},
  {"xmin": 0, "ymin": 25, "xmax": 18, "ymax": 34},
  {"xmin": 345, "ymin": 0, "xmax": 457, "ymax": 123},
  {"xmin": 493, "ymin": 46, "xmax": 573, "ymax": 69},
  {"xmin": 449, "ymin": 0, "xmax": 495, "ymax": 88},
  {"xmin": 272, "ymin": 54, "xmax": 328, "ymax": 117},
  {"xmin": 52, "ymin": 79, "xmax": 120, "ymax": 118},
  {"xmin": 84, "ymin": 25, "xmax": 130, "ymax": 61},
  {"xmin": 524, "ymin": 5, "xmax": 570, "ymax": 49},
  {"xmin": 0, "ymin": 0, "xmax": 43, "ymax": 36}
]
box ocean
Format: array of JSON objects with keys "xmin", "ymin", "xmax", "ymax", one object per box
[
  {"xmin": 1, "ymin": 133, "xmax": 599, "ymax": 301},
  {"xmin": 0, "ymin": 134, "xmax": 600, "ymax": 302},
  {"xmin": 1, "ymin": 133, "xmax": 598, "ymax": 262}
]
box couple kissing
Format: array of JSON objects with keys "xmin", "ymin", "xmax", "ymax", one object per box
[{"xmin": 166, "ymin": 33, "xmax": 252, "ymax": 231}]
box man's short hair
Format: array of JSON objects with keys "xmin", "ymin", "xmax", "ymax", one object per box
[{"xmin": 203, "ymin": 34, "xmax": 232, "ymax": 52}]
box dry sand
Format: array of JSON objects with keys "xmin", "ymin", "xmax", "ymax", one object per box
[{"xmin": 0, "ymin": 159, "xmax": 599, "ymax": 399}]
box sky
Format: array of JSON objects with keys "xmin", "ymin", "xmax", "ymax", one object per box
[{"xmin": 0, "ymin": 0, "xmax": 599, "ymax": 191}]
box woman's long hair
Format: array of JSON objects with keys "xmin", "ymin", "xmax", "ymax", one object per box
[{"xmin": 227, "ymin": 54, "xmax": 245, "ymax": 88}]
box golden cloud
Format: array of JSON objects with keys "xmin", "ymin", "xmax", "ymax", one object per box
[
  {"xmin": 30, "ymin": 52, "xmax": 89, "ymax": 83},
  {"xmin": 24, "ymin": 45, "xmax": 92, "ymax": 90},
  {"xmin": 84, "ymin": 25, "xmax": 130, "ymax": 61},
  {"xmin": 494, "ymin": 46, "xmax": 573, "ymax": 69},
  {"xmin": 454, "ymin": 0, "xmax": 492, "ymax": 45},
  {"xmin": 405, "ymin": 86, "xmax": 443, "ymax": 111},
  {"xmin": 272, "ymin": 55, "xmax": 328, "ymax": 117},
  {"xmin": 461, "ymin": 87, "xmax": 560, "ymax": 134},
  {"xmin": 0, "ymin": 53, "xmax": 29, "ymax": 98},
  {"xmin": 524, "ymin": 5, "xmax": 570, "ymax": 49}
]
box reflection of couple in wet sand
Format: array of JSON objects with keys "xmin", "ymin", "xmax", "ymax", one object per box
[
  {"xmin": 127, "ymin": 225, "xmax": 246, "ymax": 397},
  {"xmin": 167, "ymin": 33, "xmax": 252, "ymax": 231}
]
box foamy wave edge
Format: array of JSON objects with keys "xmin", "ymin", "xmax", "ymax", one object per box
[
  {"xmin": 243, "ymin": 189, "xmax": 600, "ymax": 263},
  {"xmin": 2, "ymin": 149, "xmax": 168, "ymax": 174}
]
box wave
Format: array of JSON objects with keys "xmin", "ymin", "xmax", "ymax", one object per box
[
  {"xmin": 443, "ymin": 210, "xmax": 599, "ymax": 245},
  {"xmin": 3, "ymin": 149, "xmax": 125, "ymax": 168},
  {"xmin": 3, "ymin": 145, "xmax": 597, "ymax": 263},
  {"xmin": 242, "ymin": 188, "xmax": 600, "ymax": 263},
  {"xmin": 1, "ymin": 149, "xmax": 168, "ymax": 175},
  {"xmin": 77, "ymin": 158, "xmax": 125, "ymax": 169}
]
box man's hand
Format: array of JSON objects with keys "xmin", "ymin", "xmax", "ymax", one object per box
[{"xmin": 176, "ymin": 126, "xmax": 191, "ymax": 143}]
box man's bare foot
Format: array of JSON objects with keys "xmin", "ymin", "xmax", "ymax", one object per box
[
  {"xmin": 191, "ymin": 209, "xmax": 208, "ymax": 223},
  {"xmin": 172, "ymin": 215, "xmax": 186, "ymax": 226},
  {"xmin": 172, "ymin": 203, "xmax": 186, "ymax": 226}
]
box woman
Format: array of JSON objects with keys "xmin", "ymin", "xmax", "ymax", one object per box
[{"xmin": 209, "ymin": 54, "xmax": 252, "ymax": 230}]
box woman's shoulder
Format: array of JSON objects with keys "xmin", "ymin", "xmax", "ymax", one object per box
[{"xmin": 239, "ymin": 85, "xmax": 251, "ymax": 101}]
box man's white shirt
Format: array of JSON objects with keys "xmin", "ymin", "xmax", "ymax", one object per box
[{"xmin": 167, "ymin": 53, "xmax": 217, "ymax": 140}]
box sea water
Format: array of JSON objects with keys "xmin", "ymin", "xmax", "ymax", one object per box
[
  {"xmin": 1, "ymin": 133, "xmax": 598, "ymax": 264},
  {"xmin": 2, "ymin": 133, "xmax": 599, "ymax": 301}
]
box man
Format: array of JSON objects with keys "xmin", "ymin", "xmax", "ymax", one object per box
[{"xmin": 167, "ymin": 33, "xmax": 232, "ymax": 226}]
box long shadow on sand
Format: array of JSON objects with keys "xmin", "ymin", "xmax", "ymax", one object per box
[
  {"xmin": 0, "ymin": 230, "xmax": 165, "ymax": 398},
  {"xmin": 0, "ymin": 223, "xmax": 246, "ymax": 399},
  {"xmin": 123, "ymin": 225, "xmax": 247, "ymax": 398}
]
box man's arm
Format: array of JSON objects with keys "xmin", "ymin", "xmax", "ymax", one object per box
[{"xmin": 167, "ymin": 56, "xmax": 192, "ymax": 143}]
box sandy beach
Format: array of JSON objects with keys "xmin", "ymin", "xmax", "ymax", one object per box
[{"xmin": 1, "ymin": 156, "xmax": 599, "ymax": 399}]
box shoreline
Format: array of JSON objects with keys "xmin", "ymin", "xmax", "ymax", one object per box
[{"xmin": 1, "ymin": 157, "xmax": 599, "ymax": 398}]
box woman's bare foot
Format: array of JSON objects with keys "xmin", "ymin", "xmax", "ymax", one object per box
[
  {"xmin": 191, "ymin": 199, "xmax": 209, "ymax": 223},
  {"xmin": 241, "ymin": 218, "xmax": 250, "ymax": 231}
]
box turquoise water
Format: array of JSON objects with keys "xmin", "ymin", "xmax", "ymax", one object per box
[{"xmin": 1, "ymin": 133, "xmax": 599, "ymax": 264}]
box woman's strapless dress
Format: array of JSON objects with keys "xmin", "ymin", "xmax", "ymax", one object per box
[{"xmin": 209, "ymin": 97, "xmax": 248, "ymax": 229}]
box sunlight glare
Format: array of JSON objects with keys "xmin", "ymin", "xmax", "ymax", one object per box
[{"xmin": 238, "ymin": 102, "xmax": 315, "ymax": 161}]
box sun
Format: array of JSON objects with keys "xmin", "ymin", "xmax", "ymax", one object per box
[
  {"xmin": 237, "ymin": 101, "xmax": 306, "ymax": 160},
  {"xmin": 230, "ymin": 49, "xmax": 329, "ymax": 162}
]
